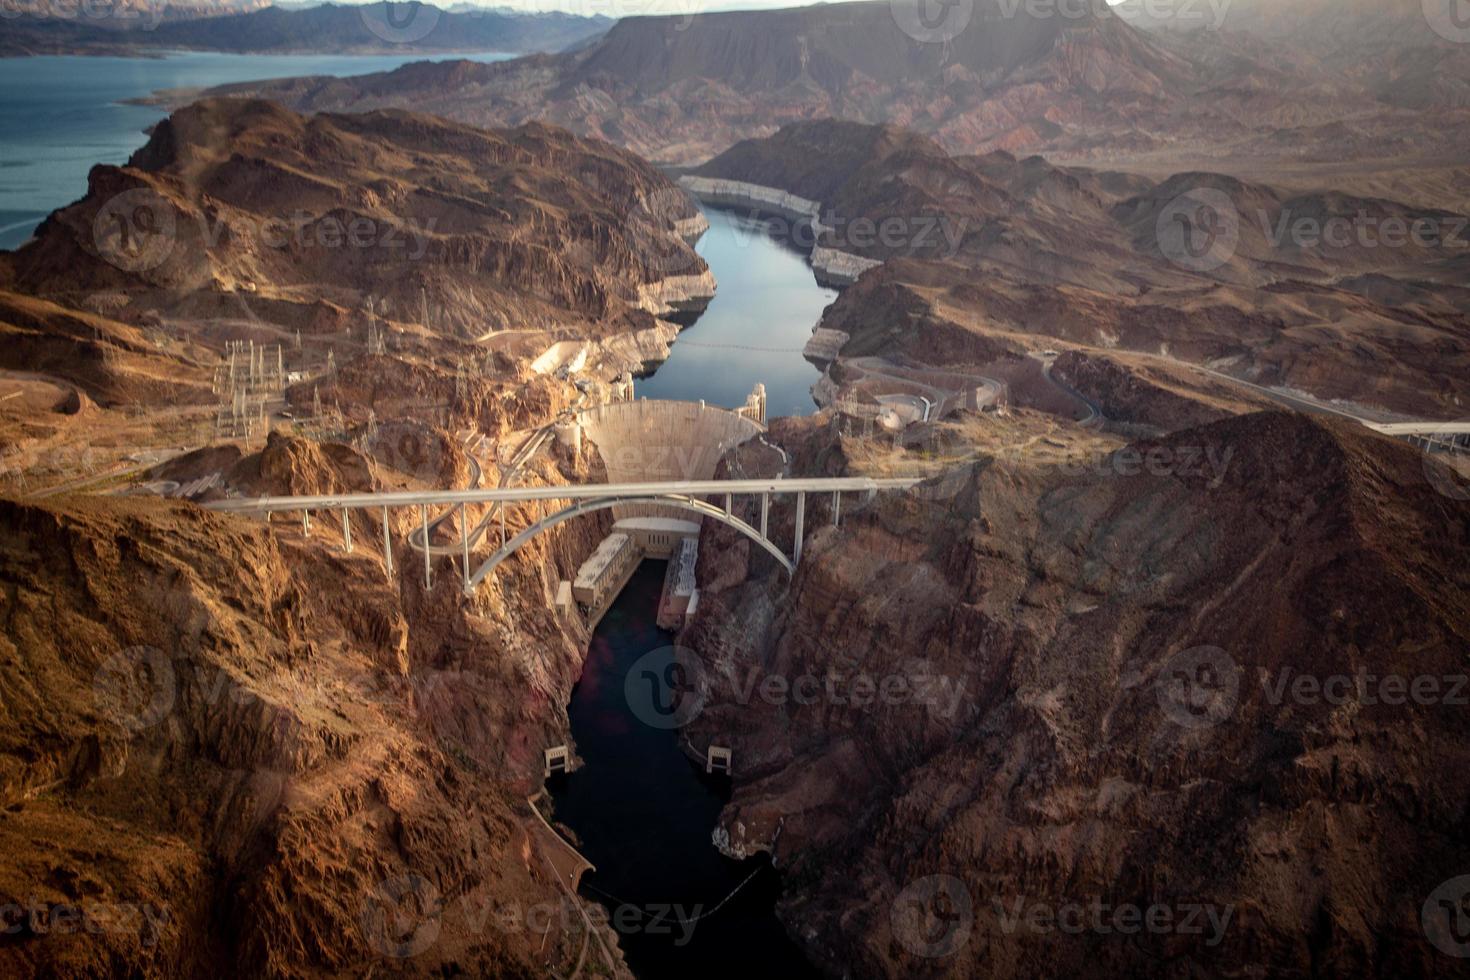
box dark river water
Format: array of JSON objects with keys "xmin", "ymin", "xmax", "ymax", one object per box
[
  {"xmin": 550, "ymin": 203, "xmax": 836, "ymax": 977},
  {"xmin": 548, "ymin": 563, "xmax": 819, "ymax": 978},
  {"xmin": 634, "ymin": 205, "xmax": 837, "ymax": 420}
]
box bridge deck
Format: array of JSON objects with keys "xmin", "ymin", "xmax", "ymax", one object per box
[{"xmin": 203, "ymin": 477, "xmax": 923, "ymax": 514}]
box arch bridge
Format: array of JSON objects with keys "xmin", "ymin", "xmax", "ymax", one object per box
[{"xmin": 205, "ymin": 477, "xmax": 923, "ymax": 596}]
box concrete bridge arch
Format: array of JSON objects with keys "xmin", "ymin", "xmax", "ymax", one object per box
[{"xmin": 465, "ymin": 493, "xmax": 793, "ymax": 593}]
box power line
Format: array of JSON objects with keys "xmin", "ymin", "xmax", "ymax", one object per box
[{"xmin": 673, "ymin": 340, "xmax": 805, "ymax": 354}]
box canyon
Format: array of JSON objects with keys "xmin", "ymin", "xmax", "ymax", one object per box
[{"xmin": 1, "ymin": 1, "xmax": 1469, "ymax": 977}]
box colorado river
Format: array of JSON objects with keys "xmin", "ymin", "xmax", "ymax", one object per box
[
  {"xmin": 634, "ymin": 205, "xmax": 837, "ymax": 419},
  {"xmin": 548, "ymin": 564, "xmax": 818, "ymax": 977},
  {"xmin": 548, "ymin": 207, "xmax": 834, "ymax": 976}
]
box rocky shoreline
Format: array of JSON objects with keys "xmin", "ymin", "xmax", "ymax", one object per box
[
  {"xmin": 635, "ymin": 269, "xmax": 718, "ymax": 317},
  {"xmin": 678, "ymin": 175, "xmax": 882, "ymax": 286}
]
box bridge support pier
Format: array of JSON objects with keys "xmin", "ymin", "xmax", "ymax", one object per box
[
  {"xmin": 460, "ymin": 502, "xmax": 471, "ymax": 595},
  {"xmin": 302, "ymin": 509, "xmax": 310, "ymax": 535},
  {"xmin": 794, "ymin": 492, "xmax": 805, "ymax": 565},
  {"xmin": 760, "ymin": 493, "xmax": 769, "ymax": 539},
  {"xmin": 343, "ymin": 510, "xmax": 352, "ymax": 552},
  {"xmin": 381, "ymin": 506, "xmax": 393, "ymax": 580},
  {"xmin": 832, "ymin": 491, "xmax": 841, "ymax": 526},
  {"xmin": 421, "ymin": 504, "xmax": 431, "ymax": 590}
]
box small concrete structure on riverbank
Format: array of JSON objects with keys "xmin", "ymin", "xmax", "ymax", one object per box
[{"xmin": 657, "ymin": 537, "xmax": 700, "ymax": 631}]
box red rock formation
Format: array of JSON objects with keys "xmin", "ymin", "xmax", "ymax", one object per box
[
  {"xmin": 1, "ymin": 98, "xmax": 708, "ymax": 341},
  {"xmin": 0, "ymin": 463, "xmax": 620, "ymax": 974}
]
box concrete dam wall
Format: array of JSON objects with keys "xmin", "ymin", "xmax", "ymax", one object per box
[
  {"xmin": 578, "ymin": 398, "xmax": 763, "ymax": 482},
  {"xmin": 564, "ymin": 398, "xmax": 765, "ymax": 626}
]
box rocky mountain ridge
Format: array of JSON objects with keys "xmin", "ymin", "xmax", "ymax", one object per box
[{"xmin": 683, "ymin": 409, "xmax": 1470, "ymax": 978}]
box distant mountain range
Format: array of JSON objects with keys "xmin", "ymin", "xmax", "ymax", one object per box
[
  {"xmin": 189, "ymin": 0, "xmax": 1470, "ymax": 214},
  {"xmin": 0, "ymin": 2, "xmax": 612, "ymax": 57}
]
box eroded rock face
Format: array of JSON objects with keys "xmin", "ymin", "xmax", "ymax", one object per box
[
  {"xmin": 684, "ymin": 411, "xmax": 1470, "ymax": 978},
  {"xmin": 0, "ymin": 488, "xmax": 613, "ymax": 976},
  {"xmin": 1, "ymin": 99, "xmax": 707, "ymax": 342},
  {"xmin": 693, "ymin": 120, "xmax": 1470, "ymax": 420}
]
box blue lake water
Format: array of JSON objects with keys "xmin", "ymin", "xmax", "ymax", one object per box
[
  {"xmin": 0, "ymin": 51, "xmax": 512, "ymax": 249},
  {"xmin": 634, "ymin": 206, "xmax": 837, "ymax": 420}
]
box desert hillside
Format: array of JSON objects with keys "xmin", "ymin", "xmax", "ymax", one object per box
[
  {"xmin": 188, "ymin": 0, "xmax": 1470, "ymax": 213},
  {"xmin": 694, "ymin": 119, "xmax": 1470, "ymax": 420}
]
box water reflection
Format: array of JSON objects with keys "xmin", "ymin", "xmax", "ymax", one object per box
[{"xmin": 634, "ymin": 206, "xmax": 837, "ymax": 420}]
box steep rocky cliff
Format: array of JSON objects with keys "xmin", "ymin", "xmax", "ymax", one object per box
[
  {"xmin": 684, "ymin": 411, "xmax": 1470, "ymax": 977},
  {"xmin": 0, "ymin": 460, "xmax": 618, "ymax": 975}
]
